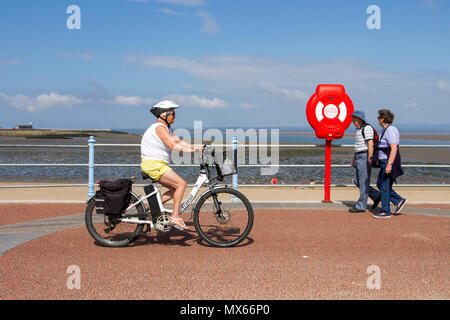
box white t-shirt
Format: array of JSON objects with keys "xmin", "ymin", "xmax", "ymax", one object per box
[
  {"xmin": 355, "ymin": 124, "xmax": 374, "ymax": 152},
  {"xmin": 141, "ymin": 123, "xmax": 172, "ymax": 163}
]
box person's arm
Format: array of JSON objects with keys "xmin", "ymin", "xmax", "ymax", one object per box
[
  {"xmin": 173, "ymin": 138, "xmax": 203, "ymax": 152},
  {"xmin": 156, "ymin": 126, "xmax": 202, "ymax": 152},
  {"xmin": 367, "ymin": 139, "xmax": 374, "ymax": 165},
  {"xmin": 383, "ymin": 126, "xmax": 399, "ymax": 174},
  {"xmin": 385, "ymin": 143, "xmax": 397, "ymax": 174}
]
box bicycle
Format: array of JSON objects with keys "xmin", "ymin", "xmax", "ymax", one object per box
[{"xmin": 85, "ymin": 145, "xmax": 254, "ymax": 248}]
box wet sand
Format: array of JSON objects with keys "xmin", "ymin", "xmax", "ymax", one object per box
[{"xmin": 1, "ymin": 130, "xmax": 449, "ymax": 141}]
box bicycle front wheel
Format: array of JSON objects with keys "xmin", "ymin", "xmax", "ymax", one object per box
[
  {"xmin": 85, "ymin": 192, "xmax": 146, "ymax": 247},
  {"xmin": 193, "ymin": 187, "xmax": 254, "ymax": 247}
]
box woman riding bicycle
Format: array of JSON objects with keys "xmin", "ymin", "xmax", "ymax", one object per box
[{"xmin": 141, "ymin": 100, "xmax": 202, "ymax": 231}]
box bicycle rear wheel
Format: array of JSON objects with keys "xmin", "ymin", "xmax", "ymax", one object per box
[
  {"xmin": 193, "ymin": 187, "xmax": 254, "ymax": 247},
  {"xmin": 85, "ymin": 192, "xmax": 146, "ymax": 247}
]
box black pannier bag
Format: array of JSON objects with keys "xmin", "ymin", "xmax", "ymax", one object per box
[{"xmin": 95, "ymin": 179, "xmax": 132, "ymax": 216}]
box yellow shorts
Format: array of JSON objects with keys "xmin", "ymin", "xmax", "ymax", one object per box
[{"xmin": 141, "ymin": 159, "xmax": 172, "ymax": 182}]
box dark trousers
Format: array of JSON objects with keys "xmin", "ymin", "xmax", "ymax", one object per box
[{"xmin": 376, "ymin": 159, "xmax": 404, "ymax": 214}]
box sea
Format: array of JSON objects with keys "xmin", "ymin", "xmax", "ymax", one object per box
[{"xmin": 1, "ymin": 127, "xmax": 449, "ymax": 185}]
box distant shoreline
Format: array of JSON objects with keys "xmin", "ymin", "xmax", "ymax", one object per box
[
  {"xmin": 0, "ymin": 128, "xmax": 449, "ymax": 141},
  {"xmin": 0, "ymin": 129, "xmax": 135, "ymax": 139}
]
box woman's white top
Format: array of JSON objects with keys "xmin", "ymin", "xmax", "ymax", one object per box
[{"xmin": 141, "ymin": 123, "xmax": 172, "ymax": 163}]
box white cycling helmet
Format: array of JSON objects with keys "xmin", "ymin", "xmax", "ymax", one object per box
[{"xmin": 150, "ymin": 100, "xmax": 180, "ymax": 118}]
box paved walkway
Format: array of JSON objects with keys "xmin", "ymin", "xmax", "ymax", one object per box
[
  {"xmin": 0, "ymin": 202, "xmax": 449, "ymax": 299},
  {"xmin": 1, "ymin": 201, "xmax": 449, "ymax": 255}
]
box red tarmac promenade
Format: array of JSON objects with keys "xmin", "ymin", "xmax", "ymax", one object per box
[{"xmin": 0, "ymin": 202, "xmax": 449, "ymax": 300}]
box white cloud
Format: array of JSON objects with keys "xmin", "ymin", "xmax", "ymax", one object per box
[
  {"xmin": 0, "ymin": 60, "xmax": 21, "ymax": 65},
  {"xmin": 0, "ymin": 92, "xmax": 83, "ymax": 112},
  {"xmin": 111, "ymin": 95, "xmax": 156, "ymax": 106},
  {"xmin": 157, "ymin": 0, "xmax": 205, "ymax": 6},
  {"xmin": 125, "ymin": 0, "xmax": 205, "ymax": 6},
  {"xmin": 126, "ymin": 55, "xmax": 444, "ymax": 92},
  {"xmin": 126, "ymin": 55, "xmax": 287, "ymax": 81},
  {"xmin": 165, "ymin": 94, "xmax": 228, "ymax": 108},
  {"xmin": 127, "ymin": 55, "xmax": 395, "ymax": 88},
  {"xmin": 127, "ymin": 55, "xmax": 193, "ymax": 70},
  {"xmin": 62, "ymin": 53, "xmax": 95, "ymax": 61},
  {"xmin": 125, "ymin": 54, "xmax": 450, "ymax": 124},
  {"xmin": 238, "ymin": 102, "xmax": 259, "ymax": 109},
  {"xmin": 103, "ymin": 94, "xmax": 226, "ymax": 109},
  {"xmin": 156, "ymin": 8, "xmax": 187, "ymax": 15},
  {"xmin": 257, "ymin": 82, "xmax": 307, "ymax": 101},
  {"xmin": 0, "ymin": 91, "xmax": 226, "ymax": 112},
  {"xmin": 405, "ymin": 101, "xmax": 419, "ymax": 108},
  {"xmin": 424, "ymin": 0, "xmax": 437, "ymax": 8},
  {"xmin": 196, "ymin": 11, "xmax": 219, "ymax": 35},
  {"xmin": 436, "ymin": 80, "xmax": 450, "ymax": 93}
]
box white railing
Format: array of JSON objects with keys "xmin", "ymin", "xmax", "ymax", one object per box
[{"xmin": 1, "ymin": 137, "xmax": 450, "ymax": 199}]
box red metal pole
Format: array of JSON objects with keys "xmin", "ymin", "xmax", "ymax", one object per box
[{"xmin": 323, "ymin": 139, "xmax": 332, "ymax": 202}]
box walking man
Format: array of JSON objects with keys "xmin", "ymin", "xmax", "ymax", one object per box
[{"xmin": 349, "ymin": 110, "xmax": 381, "ymax": 212}]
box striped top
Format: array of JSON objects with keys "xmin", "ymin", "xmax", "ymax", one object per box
[{"xmin": 354, "ymin": 124, "xmax": 374, "ymax": 152}]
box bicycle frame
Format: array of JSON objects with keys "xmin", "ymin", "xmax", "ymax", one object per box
[
  {"xmin": 121, "ymin": 146, "xmax": 228, "ymax": 224},
  {"xmin": 122, "ymin": 172, "xmax": 219, "ymax": 223}
]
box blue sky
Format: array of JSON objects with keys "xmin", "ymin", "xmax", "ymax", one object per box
[{"xmin": 0, "ymin": 0, "xmax": 449, "ymax": 129}]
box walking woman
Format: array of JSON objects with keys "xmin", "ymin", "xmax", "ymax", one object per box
[{"xmin": 373, "ymin": 109, "xmax": 407, "ymax": 218}]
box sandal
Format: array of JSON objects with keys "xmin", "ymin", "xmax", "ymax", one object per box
[{"xmin": 169, "ymin": 216, "xmax": 189, "ymax": 231}]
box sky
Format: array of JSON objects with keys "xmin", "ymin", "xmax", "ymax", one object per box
[{"xmin": 0, "ymin": 0, "xmax": 449, "ymax": 130}]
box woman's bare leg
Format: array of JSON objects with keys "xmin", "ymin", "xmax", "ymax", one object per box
[
  {"xmin": 160, "ymin": 187, "xmax": 175, "ymax": 204},
  {"xmin": 157, "ymin": 169, "xmax": 188, "ymax": 229}
]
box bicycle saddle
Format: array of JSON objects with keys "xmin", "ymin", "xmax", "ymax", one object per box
[{"xmin": 141, "ymin": 171, "xmax": 158, "ymax": 184}]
